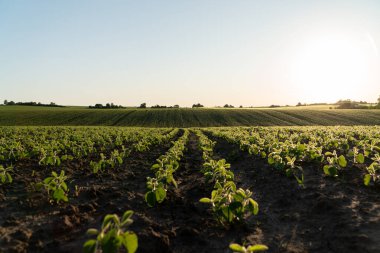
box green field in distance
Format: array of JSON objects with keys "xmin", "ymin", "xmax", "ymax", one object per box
[{"xmin": 1, "ymin": 105, "xmax": 380, "ymax": 127}]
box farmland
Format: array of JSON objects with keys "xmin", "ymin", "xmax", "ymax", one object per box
[
  {"xmin": 1, "ymin": 106, "xmax": 380, "ymax": 127},
  {"xmin": 0, "ymin": 126, "xmax": 379, "ymax": 253}
]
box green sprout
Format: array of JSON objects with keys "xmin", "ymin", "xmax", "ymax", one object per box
[
  {"xmin": 0, "ymin": 165, "xmax": 13, "ymax": 184},
  {"xmin": 83, "ymin": 210, "xmax": 138, "ymax": 253},
  {"xmin": 229, "ymin": 243, "xmax": 268, "ymax": 253},
  {"xmin": 35, "ymin": 170, "xmax": 69, "ymax": 204}
]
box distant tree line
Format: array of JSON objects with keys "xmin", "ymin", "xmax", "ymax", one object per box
[
  {"xmin": 137, "ymin": 103, "xmax": 180, "ymax": 109},
  {"xmin": 3, "ymin": 100, "xmax": 64, "ymax": 107},
  {"xmin": 150, "ymin": 105, "xmax": 179, "ymax": 109},
  {"xmin": 89, "ymin": 103, "xmax": 125, "ymax": 109},
  {"xmin": 335, "ymin": 97, "xmax": 380, "ymax": 109}
]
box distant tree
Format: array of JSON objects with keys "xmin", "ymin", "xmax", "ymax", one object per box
[
  {"xmin": 173, "ymin": 104, "xmax": 179, "ymax": 108},
  {"xmin": 139, "ymin": 103, "xmax": 147, "ymax": 108},
  {"xmin": 151, "ymin": 105, "xmax": 167, "ymax": 108},
  {"xmin": 192, "ymin": 103, "xmax": 204, "ymax": 108},
  {"xmin": 50, "ymin": 102, "xmax": 56, "ymax": 106},
  {"xmin": 378, "ymin": 96, "xmax": 380, "ymax": 105},
  {"xmin": 336, "ymin": 100, "xmax": 358, "ymax": 109},
  {"xmin": 239, "ymin": 105, "xmax": 243, "ymax": 108},
  {"xmin": 94, "ymin": 104, "xmax": 103, "ymax": 108},
  {"xmin": 7, "ymin": 101, "xmax": 15, "ymax": 105},
  {"xmin": 296, "ymin": 102, "xmax": 302, "ymax": 106},
  {"xmin": 3, "ymin": 100, "xmax": 7, "ymax": 105}
]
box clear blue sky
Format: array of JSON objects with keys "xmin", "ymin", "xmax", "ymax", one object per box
[{"xmin": 1, "ymin": 0, "xmax": 379, "ymax": 107}]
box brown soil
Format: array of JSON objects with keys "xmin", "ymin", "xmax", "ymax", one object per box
[{"xmin": 0, "ymin": 132, "xmax": 379, "ymax": 253}]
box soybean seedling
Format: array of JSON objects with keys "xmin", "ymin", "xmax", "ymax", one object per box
[
  {"xmin": 83, "ymin": 210, "xmax": 138, "ymax": 253},
  {"xmin": 35, "ymin": 170, "xmax": 69, "ymax": 204},
  {"xmin": 323, "ymin": 150, "xmax": 347, "ymax": 177},
  {"xmin": 0, "ymin": 165, "xmax": 13, "ymax": 184},
  {"xmin": 364, "ymin": 154, "xmax": 380, "ymax": 186},
  {"xmin": 200, "ymin": 181, "xmax": 259, "ymax": 224},
  {"xmin": 230, "ymin": 243, "xmax": 268, "ymax": 253},
  {"xmin": 285, "ymin": 156, "xmax": 304, "ymax": 187}
]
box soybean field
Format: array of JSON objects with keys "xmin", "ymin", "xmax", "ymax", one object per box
[
  {"xmin": 2, "ymin": 106, "xmax": 380, "ymax": 127},
  {"xmin": 0, "ymin": 126, "xmax": 380, "ymax": 253}
]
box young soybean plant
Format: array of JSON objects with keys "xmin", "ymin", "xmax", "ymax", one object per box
[
  {"xmin": 0, "ymin": 165, "xmax": 13, "ymax": 184},
  {"xmin": 83, "ymin": 210, "xmax": 138, "ymax": 253},
  {"xmin": 323, "ymin": 150, "xmax": 347, "ymax": 177},
  {"xmin": 35, "ymin": 170, "xmax": 69, "ymax": 204},
  {"xmin": 285, "ymin": 156, "xmax": 304, "ymax": 187},
  {"xmin": 200, "ymin": 181, "xmax": 259, "ymax": 225},
  {"xmin": 229, "ymin": 243, "xmax": 268, "ymax": 253},
  {"xmin": 364, "ymin": 154, "xmax": 380, "ymax": 186}
]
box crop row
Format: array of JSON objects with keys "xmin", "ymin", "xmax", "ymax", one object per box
[
  {"xmin": 194, "ymin": 130, "xmax": 266, "ymax": 252},
  {"xmin": 207, "ymin": 126, "xmax": 380, "ymax": 186}
]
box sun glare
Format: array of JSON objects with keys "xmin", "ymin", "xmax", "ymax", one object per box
[{"xmin": 291, "ymin": 34, "xmax": 374, "ymax": 103}]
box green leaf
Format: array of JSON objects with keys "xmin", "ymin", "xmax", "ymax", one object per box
[
  {"xmin": 338, "ymin": 155, "xmax": 347, "ymax": 168},
  {"xmin": 151, "ymin": 164, "xmax": 161, "ymax": 170},
  {"xmin": 145, "ymin": 191, "xmax": 156, "ymax": 207},
  {"xmin": 123, "ymin": 231, "xmax": 138, "ymax": 253},
  {"xmin": 43, "ymin": 177, "xmax": 53, "ymax": 184},
  {"xmin": 249, "ymin": 198, "xmax": 259, "ymax": 215},
  {"xmin": 229, "ymin": 243, "xmax": 244, "ymax": 252},
  {"xmin": 122, "ymin": 210, "xmax": 134, "ymax": 222},
  {"xmin": 6, "ymin": 173, "xmax": 12, "ymax": 183},
  {"xmin": 155, "ymin": 187, "xmax": 166, "ymax": 203},
  {"xmin": 61, "ymin": 182, "xmax": 68, "ymax": 191},
  {"xmin": 364, "ymin": 174, "xmax": 371, "ymax": 186},
  {"xmin": 53, "ymin": 188, "xmax": 67, "ymax": 202},
  {"xmin": 357, "ymin": 153, "xmax": 365, "ymax": 164},
  {"xmin": 102, "ymin": 214, "xmax": 118, "ymax": 228},
  {"xmin": 323, "ymin": 165, "xmax": 337, "ymax": 176},
  {"xmin": 169, "ymin": 176, "xmax": 178, "ymax": 188},
  {"xmin": 199, "ymin": 198, "xmax": 212, "ymax": 203},
  {"xmin": 247, "ymin": 244, "xmax": 269, "ymax": 252},
  {"xmin": 83, "ymin": 239, "xmax": 97, "ymax": 253},
  {"xmin": 86, "ymin": 228, "xmax": 99, "ymax": 236}
]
